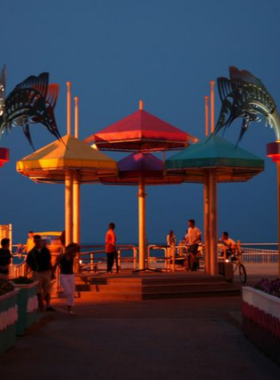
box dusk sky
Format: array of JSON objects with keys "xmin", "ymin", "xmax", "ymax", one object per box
[{"xmin": 1, "ymin": 0, "xmax": 279, "ymax": 245}]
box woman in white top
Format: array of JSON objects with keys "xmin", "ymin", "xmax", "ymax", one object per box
[{"xmin": 167, "ymin": 230, "xmax": 176, "ymax": 265}]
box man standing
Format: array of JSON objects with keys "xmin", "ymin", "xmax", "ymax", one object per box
[
  {"xmin": 185, "ymin": 219, "xmax": 201, "ymax": 271},
  {"xmin": 26, "ymin": 235, "xmax": 55, "ymax": 312},
  {"xmin": 105, "ymin": 223, "xmax": 117, "ymax": 273},
  {"xmin": 0, "ymin": 238, "xmax": 12, "ymax": 280}
]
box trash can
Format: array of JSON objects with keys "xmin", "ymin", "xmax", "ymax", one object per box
[{"xmin": 218, "ymin": 261, "xmax": 233, "ymax": 281}]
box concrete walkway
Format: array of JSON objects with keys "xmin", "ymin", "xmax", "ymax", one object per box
[
  {"xmin": 1, "ymin": 295, "xmax": 280, "ymax": 380},
  {"xmin": 1, "ymin": 264, "xmax": 280, "ymax": 380}
]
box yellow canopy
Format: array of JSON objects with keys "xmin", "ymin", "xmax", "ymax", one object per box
[{"xmin": 17, "ymin": 134, "xmax": 118, "ymax": 183}]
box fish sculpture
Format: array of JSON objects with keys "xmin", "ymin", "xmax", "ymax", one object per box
[
  {"xmin": 214, "ymin": 66, "xmax": 280, "ymax": 143},
  {"xmin": 0, "ymin": 66, "xmax": 61, "ymax": 149}
]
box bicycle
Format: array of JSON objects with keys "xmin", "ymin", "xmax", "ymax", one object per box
[
  {"xmin": 230, "ymin": 252, "xmax": 247, "ymax": 284},
  {"xmin": 218, "ymin": 242, "xmax": 247, "ymax": 284}
]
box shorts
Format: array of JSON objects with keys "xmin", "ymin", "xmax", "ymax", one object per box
[{"xmin": 33, "ymin": 270, "xmax": 52, "ymax": 294}]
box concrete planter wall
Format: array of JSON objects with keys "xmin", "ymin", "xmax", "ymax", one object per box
[
  {"xmin": 242, "ymin": 287, "xmax": 280, "ymax": 365},
  {"xmin": 0, "ymin": 289, "xmax": 19, "ymax": 354},
  {"xmin": 12, "ymin": 281, "xmax": 39, "ymax": 336}
]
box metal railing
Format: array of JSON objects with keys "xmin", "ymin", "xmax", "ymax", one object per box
[
  {"xmin": 147, "ymin": 244, "xmax": 199, "ymax": 272},
  {"xmin": 79, "ymin": 245, "xmax": 138, "ymax": 272},
  {"xmin": 240, "ymin": 248, "xmax": 279, "ymax": 264}
]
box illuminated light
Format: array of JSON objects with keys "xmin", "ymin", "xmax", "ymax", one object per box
[
  {"xmin": 225, "ymin": 259, "xmax": 230, "ymax": 263},
  {"xmin": 91, "ymin": 143, "xmax": 99, "ymax": 150},
  {"xmin": 79, "ymin": 260, "xmax": 82, "ymax": 264}
]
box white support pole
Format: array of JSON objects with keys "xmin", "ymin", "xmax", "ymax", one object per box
[
  {"xmin": 138, "ymin": 178, "xmax": 146, "ymax": 270},
  {"xmin": 203, "ymin": 171, "xmax": 210, "ymax": 273},
  {"xmin": 73, "ymin": 96, "xmax": 81, "ymax": 246},
  {"xmin": 65, "ymin": 169, "xmax": 73, "ymax": 246},
  {"xmin": 204, "ymin": 95, "xmax": 210, "ymax": 274},
  {"xmin": 209, "ymin": 168, "xmax": 218, "ymax": 276},
  {"xmin": 73, "ymin": 171, "xmax": 80, "ymax": 245},
  {"xmin": 210, "ymin": 81, "xmax": 215, "ymax": 133},
  {"xmin": 74, "ymin": 97, "xmax": 79, "ymax": 139},
  {"xmin": 66, "ymin": 82, "xmax": 72, "ymax": 135}
]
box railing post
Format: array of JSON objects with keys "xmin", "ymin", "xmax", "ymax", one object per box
[
  {"xmin": 133, "ymin": 247, "xmax": 137, "ymax": 270},
  {"xmin": 117, "ymin": 250, "xmax": 121, "ymax": 272}
]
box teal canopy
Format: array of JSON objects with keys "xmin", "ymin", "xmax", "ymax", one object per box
[{"xmin": 166, "ymin": 135, "xmax": 264, "ymax": 183}]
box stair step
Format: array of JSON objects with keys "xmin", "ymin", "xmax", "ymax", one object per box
[
  {"xmin": 143, "ymin": 288, "xmax": 240, "ymax": 300},
  {"xmin": 79, "ymin": 291, "xmax": 142, "ymax": 301},
  {"xmin": 77, "ymin": 287, "xmax": 240, "ymax": 301},
  {"xmin": 89, "ymin": 284, "xmax": 142, "ymax": 293},
  {"xmin": 142, "ymin": 282, "xmax": 236, "ymax": 293}
]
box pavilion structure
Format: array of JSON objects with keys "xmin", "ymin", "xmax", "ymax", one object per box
[
  {"xmin": 102, "ymin": 152, "xmax": 185, "ymax": 270},
  {"xmin": 16, "ymin": 134, "xmax": 118, "ymax": 247},
  {"xmin": 17, "ymin": 83, "xmax": 118, "ymax": 248},
  {"xmin": 85, "ymin": 101, "xmax": 197, "ymax": 270},
  {"xmin": 166, "ymin": 135, "xmax": 264, "ymax": 275}
]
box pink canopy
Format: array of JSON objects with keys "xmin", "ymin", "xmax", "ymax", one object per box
[{"xmin": 85, "ymin": 109, "xmax": 198, "ymax": 152}]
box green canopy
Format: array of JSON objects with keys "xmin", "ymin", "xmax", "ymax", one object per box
[{"xmin": 166, "ymin": 135, "xmax": 264, "ymax": 182}]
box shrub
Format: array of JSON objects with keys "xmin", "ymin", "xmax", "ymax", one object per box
[{"xmin": 254, "ymin": 278, "xmax": 280, "ymax": 298}]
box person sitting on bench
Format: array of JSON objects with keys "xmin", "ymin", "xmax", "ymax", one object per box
[{"xmin": 218, "ymin": 232, "xmax": 236, "ymax": 259}]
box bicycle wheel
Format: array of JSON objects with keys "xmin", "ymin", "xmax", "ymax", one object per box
[{"xmin": 239, "ymin": 264, "xmax": 247, "ymax": 284}]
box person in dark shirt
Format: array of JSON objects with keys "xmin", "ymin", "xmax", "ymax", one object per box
[
  {"xmin": 26, "ymin": 235, "xmax": 55, "ymax": 312},
  {"xmin": 0, "ymin": 238, "xmax": 12, "ymax": 280},
  {"xmin": 54, "ymin": 243, "xmax": 80, "ymax": 315}
]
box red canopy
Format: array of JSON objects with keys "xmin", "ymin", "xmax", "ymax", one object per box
[
  {"xmin": 0, "ymin": 147, "xmax": 9, "ymax": 167},
  {"xmin": 102, "ymin": 153, "xmax": 184, "ymax": 185},
  {"xmin": 85, "ymin": 109, "xmax": 198, "ymax": 152}
]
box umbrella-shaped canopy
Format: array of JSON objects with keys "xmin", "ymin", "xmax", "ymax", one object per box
[
  {"xmin": 100, "ymin": 152, "xmax": 184, "ymax": 271},
  {"xmin": 166, "ymin": 135, "xmax": 264, "ymax": 276},
  {"xmin": 102, "ymin": 152, "xmax": 184, "ymax": 185},
  {"xmin": 17, "ymin": 134, "xmax": 118, "ymax": 183},
  {"xmin": 0, "ymin": 147, "xmax": 9, "ymax": 167},
  {"xmin": 166, "ymin": 135, "xmax": 264, "ymax": 182},
  {"xmin": 85, "ymin": 107, "xmax": 198, "ymax": 152}
]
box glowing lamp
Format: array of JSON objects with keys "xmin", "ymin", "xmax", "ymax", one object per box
[
  {"xmin": 0, "ymin": 147, "xmax": 9, "ymax": 167},
  {"xmin": 267, "ymin": 141, "xmax": 280, "ymax": 162}
]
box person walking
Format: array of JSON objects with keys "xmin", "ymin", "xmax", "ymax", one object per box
[
  {"xmin": 105, "ymin": 223, "xmax": 117, "ymax": 273},
  {"xmin": 0, "ymin": 238, "xmax": 12, "ymax": 280},
  {"xmin": 54, "ymin": 243, "xmax": 80, "ymax": 315},
  {"xmin": 26, "ymin": 235, "xmax": 55, "ymax": 312}
]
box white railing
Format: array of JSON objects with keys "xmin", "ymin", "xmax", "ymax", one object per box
[{"xmin": 241, "ymin": 248, "xmax": 279, "ymax": 264}]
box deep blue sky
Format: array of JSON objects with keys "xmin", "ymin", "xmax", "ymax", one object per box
[{"xmin": 1, "ymin": 0, "xmax": 279, "ymax": 244}]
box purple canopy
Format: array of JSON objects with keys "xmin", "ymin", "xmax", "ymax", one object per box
[{"xmin": 102, "ymin": 153, "xmax": 184, "ymax": 185}]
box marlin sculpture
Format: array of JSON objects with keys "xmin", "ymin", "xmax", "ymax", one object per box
[
  {"xmin": 0, "ymin": 65, "xmax": 61, "ymax": 149},
  {"xmin": 214, "ymin": 66, "xmax": 280, "ymax": 143}
]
